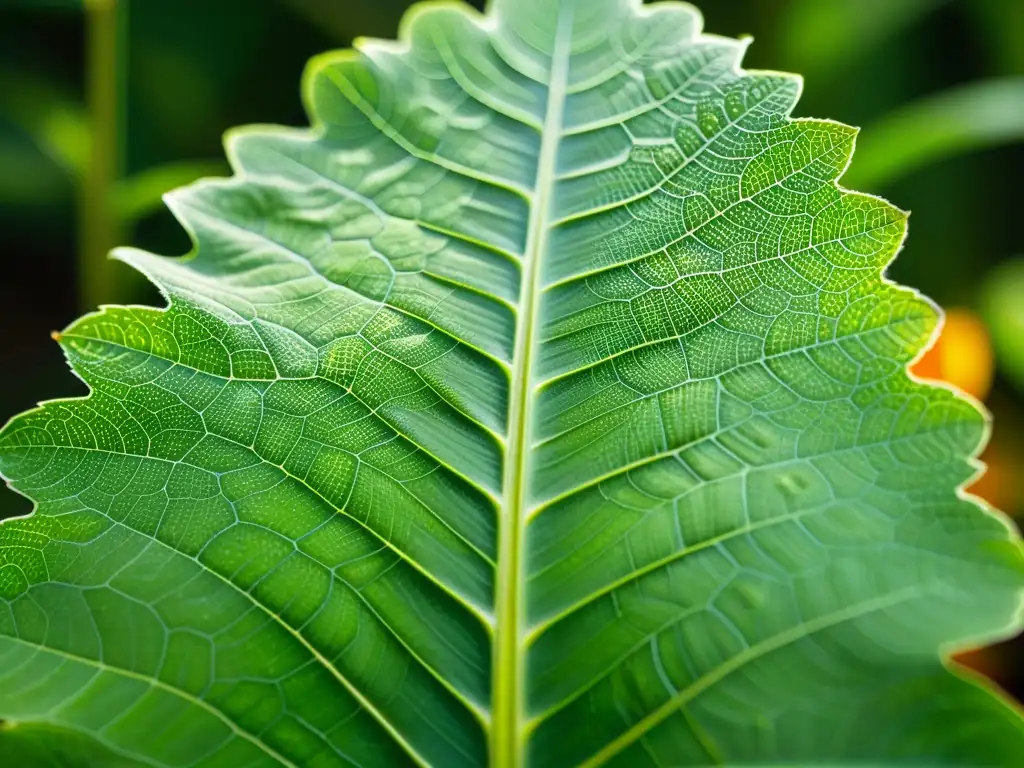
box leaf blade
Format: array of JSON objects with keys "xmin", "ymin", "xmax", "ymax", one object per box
[{"xmin": 2, "ymin": 1, "xmax": 1023, "ymax": 766}]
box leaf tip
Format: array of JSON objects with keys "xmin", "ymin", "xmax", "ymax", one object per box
[{"xmin": 49, "ymin": 331, "xmax": 62, "ymax": 343}]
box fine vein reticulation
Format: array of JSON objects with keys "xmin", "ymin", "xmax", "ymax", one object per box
[{"xmin": 1, "ymin": 1, "xmax": 1023, "ymax": 767}]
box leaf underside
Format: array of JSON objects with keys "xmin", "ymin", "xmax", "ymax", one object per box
[{"xmin": 1, "ymin": 1, "xmax": 1023, "ymax": 766}]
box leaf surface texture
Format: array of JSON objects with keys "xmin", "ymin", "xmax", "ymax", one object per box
[{"xmin": 1, "ymin": 1, "xmax": 1023, "ymax": 765}]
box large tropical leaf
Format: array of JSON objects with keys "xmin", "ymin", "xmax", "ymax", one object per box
[{"xmin": 2, "ymin": 1, "xmax": 1023, "ymax": 765}]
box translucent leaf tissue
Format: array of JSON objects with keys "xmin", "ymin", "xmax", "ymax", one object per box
[{"xmin": 2, "ymin": 1, "xmax": 1022, "ymax": 766}]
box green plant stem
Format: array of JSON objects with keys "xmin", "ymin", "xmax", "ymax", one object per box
[{"xmin": 79, "ymin": 0, "xmax": 126, "ymax": 311}]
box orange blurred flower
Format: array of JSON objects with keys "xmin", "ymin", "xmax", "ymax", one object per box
[{"xmin": 912, "ymin": 307, "xmax": 994, "ymax": 402}]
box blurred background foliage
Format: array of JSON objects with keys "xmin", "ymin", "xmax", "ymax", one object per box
[{"xmin": 1, "ymin": 0, "xmax": 1022, "ymax": 705}]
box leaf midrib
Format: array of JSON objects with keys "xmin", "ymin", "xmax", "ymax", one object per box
[{"xmin": 492, "ymin": 4, "xmax": 575, "ymax": 767}]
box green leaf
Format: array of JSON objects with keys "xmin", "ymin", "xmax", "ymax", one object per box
[
  {"xmin": 2, "ymin": 1, "xmax": 1023, "ymax": 766},
  {"xmin": 982, "ymin": 257, "xmax": 1024, "ymax": 392},
  {"xmin": 0, "ymin": 721, "xmax": 147, "ymax": 768},
  {"xmin": 0, "ymin": 133, "xmax": 69, "ymax": 206},
  {"xmin": 778, "ymin": 0, "xmax": 951, "ymax": 80},
  {"xmin": 112, "ymin": 160, "xmax": 231, "ymax": 226},
  {"xmin": 843, "ymin": 78, "xmax": 1024, "ymax": 189},
  {"xmin": 0, "ymin": 68, "xmax": 89, "ymax": 177}
]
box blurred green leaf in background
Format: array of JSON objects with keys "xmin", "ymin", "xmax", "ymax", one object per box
[
  {"xmin": 983, "ymin": 258, "xmax": 1024, "ymax": 394},
  {"xmin": 780, "ymin": 0, "xmax": 953, "ymax": 82},
  {"xmin": 846, "ymin": 78, "xmax": 1024, "ymax": 190}
]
